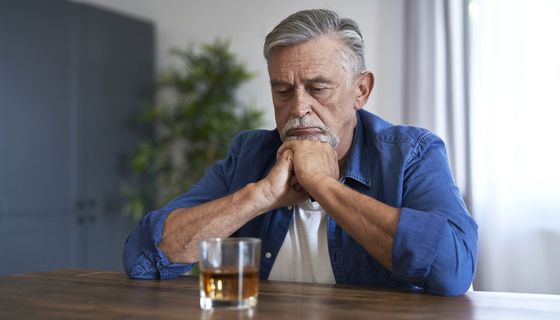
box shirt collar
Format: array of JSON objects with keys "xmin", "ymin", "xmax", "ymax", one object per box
[{"xmin": 341, "ymin": 111, "xmax": 372, "ymax": 188}]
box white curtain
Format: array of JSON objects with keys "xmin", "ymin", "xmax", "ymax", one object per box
[
  {"xmin": 403, "ymin": 0, "xmax": 560, "ymax": 294},
  {"xmin": 469, "ymin": 0, "xmax": 560, "ymax": 294},
  {"xmin": 402, "ymin": 0, "xmax": 471, "ymax": 203}
]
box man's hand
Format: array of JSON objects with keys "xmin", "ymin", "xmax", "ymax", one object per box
[
  {"xmin": 160, "ymin": 148, "xmax": 307, "ymax": 263},
  {"xmin": 277, "ymin": 140, "xmax": 339, "ymax": 193},
  {"xmin": 257, "ymin": 148, "xmax": 308, "ymax": 210},
  {"xmin": 275, "ymin": 139, "xmax": 399, "ymax": 271}
]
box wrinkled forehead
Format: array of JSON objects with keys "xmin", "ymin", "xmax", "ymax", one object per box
[{"xmin": 266, "ymin": 37, "xmax": 348, "ymax": 82}]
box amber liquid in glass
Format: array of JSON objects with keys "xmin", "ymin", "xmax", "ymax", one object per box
[{"xmin": 200, "ymin": 267, "xmax": 259, "ymax": 301}]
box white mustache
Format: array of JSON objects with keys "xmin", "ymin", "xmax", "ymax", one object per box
[
  {"xmin": 279, "ymin": 116, "xmax": 340, "ymax": 148},
  {"xmin": 282, "ymin": 116, "xmax": 327, "ymax": 133}
]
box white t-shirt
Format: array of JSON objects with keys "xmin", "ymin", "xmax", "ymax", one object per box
[{"xmin": 268, "ymin": 199, "xmax": 336, "ymax": 284}]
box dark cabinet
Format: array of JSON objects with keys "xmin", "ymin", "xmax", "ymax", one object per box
[{"xmin": 0, "ymin": 0, "xmax": 154, "ymax": 274}]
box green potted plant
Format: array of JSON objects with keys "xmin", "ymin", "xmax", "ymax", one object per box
[{"xmin": 123, "ymin": 39, "xmax": 263, "ymax": 221}]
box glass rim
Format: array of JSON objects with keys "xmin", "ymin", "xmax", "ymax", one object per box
[{"xmin": 199, "ymin": 237, "xmax": 261, "ymax": 245}]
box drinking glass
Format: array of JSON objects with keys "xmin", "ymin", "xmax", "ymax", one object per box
[{"xmin": 199, "ymin": 238, "xmax": 261, "ymax": 310}]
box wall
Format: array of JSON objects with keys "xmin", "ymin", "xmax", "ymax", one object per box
[{"xmin": 73, "ymin": 0, "xmax": 405, "ymax": 128}]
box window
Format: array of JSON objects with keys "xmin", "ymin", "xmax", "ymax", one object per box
[{"xmin": 470, "ymin": 0, "xmax": 560, "ymax": 293}]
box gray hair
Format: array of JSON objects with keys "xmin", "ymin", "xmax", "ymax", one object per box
[{"xmin": 264, "ymin": 9, "xmax": 366, "ymax": 80}]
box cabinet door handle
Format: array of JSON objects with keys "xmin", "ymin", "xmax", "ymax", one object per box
[
  {"xmin": 76, "ymin": 200, "xmax": 86, "ymax": 210},
  {"xmin": 77, "ymin": 216, "xmax": 86, "ymax": 225}
]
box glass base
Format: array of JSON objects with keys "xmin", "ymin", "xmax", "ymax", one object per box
[{"xmin": 200, "ymin": 296, "xmax": 257, "ymax": 310}]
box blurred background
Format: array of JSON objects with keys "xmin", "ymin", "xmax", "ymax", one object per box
[{"xmin": 1, "ymin": 0, "xmax": 559, "ymax": 294}]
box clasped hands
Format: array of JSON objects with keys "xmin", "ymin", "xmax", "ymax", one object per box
[{"xmin": 259, "ymin": 140, "xmax": 339, "ymax": 210}]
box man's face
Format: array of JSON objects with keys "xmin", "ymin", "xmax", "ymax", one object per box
[{"xmin": 267, "ymin": 36, "xmax": 365, "ymax": 158}]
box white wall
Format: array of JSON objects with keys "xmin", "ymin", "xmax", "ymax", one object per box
[{"xmin": 74, "ymin": 0, "xmax": 405, "ymax": 128}]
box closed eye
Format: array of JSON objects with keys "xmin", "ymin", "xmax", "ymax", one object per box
[
  {"xmin": 275, "ymin": 89, "xmax": 292, "ymax": 96},
  {"xmin": 308, "ymin": 86, "xmax": 330, "ymax": 95},
  {"xmin": 273, "ymin": 88, "xmax": 294, "ymax": 101}
]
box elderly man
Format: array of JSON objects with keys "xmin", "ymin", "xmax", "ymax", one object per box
[{"xmin": 123, "ymin": 9, "xmax": 478, "ymax": 296}]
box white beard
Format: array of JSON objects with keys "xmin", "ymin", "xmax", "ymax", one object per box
[
  {"xmin": 283, "ymin": 133, "xmax": 340, "ymax": 148},
  {"xmin": 279, "ymin": 116, "xmax": 340, "ymax": 148}
]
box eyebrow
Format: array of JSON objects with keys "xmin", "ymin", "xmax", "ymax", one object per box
[
  {"xmin": 270, "ymin": 76, "xmax": 335, "ymax": 87},
  {"xmin": 269, "ymin": 80, "xmax": 289, "ymax": 88},
  {"xmin": 305, "ymin": 76, "xmax": 335, "ymax": 85}
]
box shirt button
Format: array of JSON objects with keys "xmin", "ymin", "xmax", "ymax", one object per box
[{"xmin": 265, "ymin": 252, "xmax": 272, "ymax": 259}]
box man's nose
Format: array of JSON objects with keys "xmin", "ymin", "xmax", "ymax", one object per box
[{"xmin": 290, "ymin": 89, "xmax": 312, "ymax": 118}]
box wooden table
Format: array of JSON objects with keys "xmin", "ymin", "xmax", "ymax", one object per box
[{"xmin": 1, "ymin": 269, "xmax": 559, "ymax": 319}]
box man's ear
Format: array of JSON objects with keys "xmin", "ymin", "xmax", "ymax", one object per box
[{"xmin": 354, "ymin": 71, "xmax": 374, "ymax": 110}]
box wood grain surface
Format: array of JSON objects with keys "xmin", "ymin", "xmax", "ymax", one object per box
[{"xmin": 1, "ymin": 269, "xmax": 559, "ymax": 319}]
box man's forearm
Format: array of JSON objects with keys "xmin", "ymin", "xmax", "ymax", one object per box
[
  {"xmin": 159, "ymin": 182, "xmax": 271, "ymax": 263},
  {"xmin": 306, "ymin": 176, "xmax": 400, "ymax": 270},
  {"xmin": 160, "ymin": 147, "xmax": 306, "ymax": 263}
]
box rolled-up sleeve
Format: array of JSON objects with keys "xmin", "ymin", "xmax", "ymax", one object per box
[
  {"xmin": 391, "ymin": 133, "xmax": 478, "ymax": 296},
  {"xmin": 122, "ymin": 207, "xmax": 193, "ymax": 279}
]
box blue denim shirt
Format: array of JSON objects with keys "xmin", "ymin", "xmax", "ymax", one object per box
[{"xmin": 123, "ymin": 110, "xmax": 478, "ymax": 296}]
